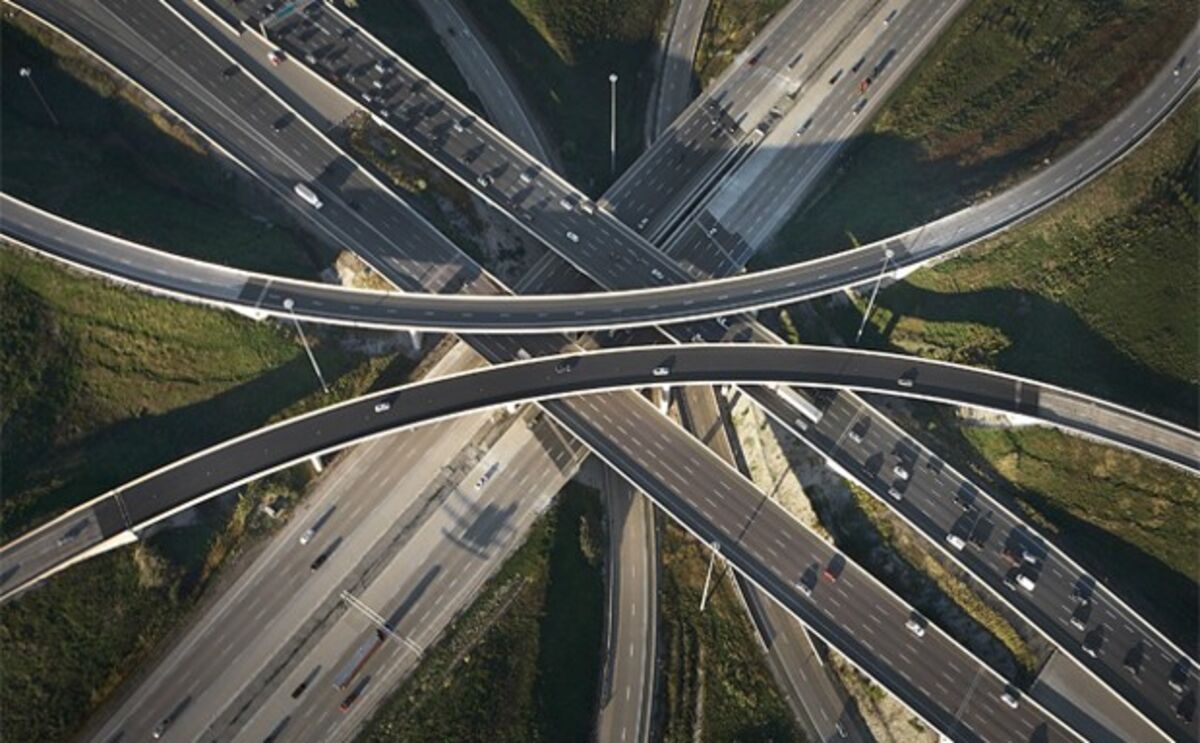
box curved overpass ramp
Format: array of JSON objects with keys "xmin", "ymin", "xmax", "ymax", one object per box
[
  {"xmin": 3, "ymin": 343, "xmax": 1195, "ymax": 604},
  {"xmin": 3, "ymin": 31, "xmax": 1197, "ymax": 335}
]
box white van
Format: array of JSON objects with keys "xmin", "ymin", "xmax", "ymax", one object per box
[{"xmin": 294, "ymin": 182, "xmax": 323, "ymax": 209}]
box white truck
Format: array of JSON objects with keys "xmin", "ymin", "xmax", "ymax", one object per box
[
  {"xmin": 773, "ymin": 385, "xmax": 824, "ymax": 429},
  {"xmin": 293, "ymin": 181, "xmax": 323, "ymax": 209}
]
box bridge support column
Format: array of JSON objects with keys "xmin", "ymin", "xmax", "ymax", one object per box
[
  {"xmin": 408, "ymin": 329, "xmax": 421, "ymax": 349},
  {"xmin": 657, "ymin": 386, "xmax": 671, "ymax": 414},
  {"xmin": 310, "ymin": 455, "xmax": 324, "ymax": 473}
]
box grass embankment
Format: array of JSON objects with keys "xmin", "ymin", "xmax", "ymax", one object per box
[
  {"xmin": 0, "ymin": 19, "xmax": 326, "ymax": 278},
  {"xmin": 345, "ymin": 113, "xmax": 489, "ymax": 267},
  {"xmin": 693, "ymin": 0, "xmax": 789, "ymax": 88},
  {"xmin": 885, "ymin": 407, "xmax": 1200, "ymax": 649},
  {"xmin": 360, "ymin": 483, "xmax": 605, "ymax": 742},
  {"xmin": 761, "ymin": 0, "xmax": 1198, "ymax": 264},
  {"xmin": 0, "ymin": 250, "xmax": 412, "ymax": 742},
  {"xmin": 0, "ymin": 249, "xmax": 408, "ymax": 535},
  {"xmin": 656, "ymin": 523, "xmax": 800, "ymax": 741},
  {"xmin": 832, "ymin": 96, "xmax": 1199, "ymax": 421},
  {"xmin": 464, "ymin": 0, "xmax": 669, "ymax": 192},
  {"xmin": 344, "ymin": 1, "xmax": 482, "ymax": 112},
  {"xmin": 0, "ymin": 15, "xmax": 415, "ymax": 742},
  {"xmin": 810, "ymin": 481, "xmax": 1039, "ymax": 684},
  {"xmin": 781, "ymin": 93, "xmax": 1199, "ymax": 656}
]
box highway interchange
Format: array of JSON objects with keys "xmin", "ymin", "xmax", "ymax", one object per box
[{"xmin": 0, "ymin": 0, "xmax": 1195, "ymax": 739}]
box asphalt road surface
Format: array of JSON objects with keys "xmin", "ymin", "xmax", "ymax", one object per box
[
  {"xmin": 646, "ymin": 0, "xmax": 710, "ymax": 142},
  {"xmin": 7, "ymin": 0, "xmax": 1190, "ymax": 739},
  {"xmin": 596, "ymin": 472, "xmax": 658, "ymax": 743},
  {"xmin": 750, "ymin": 387, "xmax": 1197, "ymax": 741}
]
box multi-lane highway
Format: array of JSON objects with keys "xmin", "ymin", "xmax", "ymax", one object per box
[
  {"xmin": 3, "ymin": 350, "xmax": 1092, "ymax": 741},
  {"xmin": 596, "ymin": 471, "xmax": 658, "ymax": 743},
  {"xmin": 7, "ymin": 194, "xmax": 1197, "ymax": 473},
  {"xmin": 7, "ymin": 342, "xmax": 1197, "ymax": 602},
  {"xmin": 410, "ymin": 0, "xmax": 557, "ymax": 168},
  {"xmin": 676, "ymin": 383, "xmax": 871, "ymax": 741},
  {"xmin": 7, "ymin": 2, "xmax": 1190, "ymax": 739},
  {"xmin": 646, "ymin": 0, "xmax": 710, "ymax": 142}
]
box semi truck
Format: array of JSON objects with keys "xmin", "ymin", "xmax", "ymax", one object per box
[{"xmin": 332, "ymin": 629, "xmax": 386, "ymax": 690}]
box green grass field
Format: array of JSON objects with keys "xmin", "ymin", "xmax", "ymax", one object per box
[
  {"xmin": 359, "ymin": 483, "xmax": 605, "ymax": 742},
  {"xmin": 1, "ymin": 20, "xmax": 327, "ymax": 278},
  {"xmin": 464, "ymin": 0, "xmax": 669, "ymax": 193},
  {"xmin": 0, "ymin": 248, "xmax": 406, "ymax": 536},
  {"xmin": 760, "ymin": 0, "xmax": 1198, "ymax": 265},
  {"xmin": 881, "ymin": 404, "xmax": 1200, "ymax": 648},
  {"xmin": 0, "ymin": 250, "xmax": 410, "ymax": 742},
  {"xmin": 655, "ymin": 523, "xmax": 800, "ymax": 741},
  {"xmin": 785, "ymin": 97, "xmax": 1199, "ymax": 644},
  {"xmin": 838, "ymin": 96, "xmax": 1199, "ymax": 421}
]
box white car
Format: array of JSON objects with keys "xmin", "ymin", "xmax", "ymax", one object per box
[
  {"xmin": 652, "ymin": 366, "xmax": 671, "ymax": 378},
  {"xmin": 267, "ymin": 49, "xmax": 285, "ymax": 66},
  {"xmin": 897, "ymin": 375, "xmax": 915, "ymax": 388},
  {"xmin": 1016, "ymin": 573, "xmax": 1037, "ymax": 592},
  {"xmin": 299, "ymin": 527, "xmax": 316, "ymax": 545},
  {"xmin": 1000, "ymin": 690, "xmax": 1020, "ymax": 709},
  {"xmin": 946, "ymin": 533, "xmax": 966, "ymax": 551},
  {"xmin": 559, "ymin": 197, "xmax": 574, "ymax": 211},
  {"xmin": 565, "ymin": 231, "xmax": 579, "ymax": 243},
  {"xmin": 887, "ymin": 486, "xmax": 903, "ymax": 501},
  {"xmin": 893, "ymin": 464, "xmax": 909, "ymax": 480},
  {"xmin": 905, "ymin": 616, "xmax": 926, "ymax": 638},
  {"xmin": 373, "ymin": 401, "xmax": 391, "ymax": 413},
  {"xmin": 650, "ymin": 268, "xmax": 666, "ymax": 281}
]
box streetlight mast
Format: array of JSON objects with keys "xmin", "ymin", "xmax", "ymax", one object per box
[
  {"xmin": 19, "ymin": 67, "xmax": 59, "ymax": 127},
  {"xmin": 283, "ymin": 298, "xmax": 330, "ymax": 394},
  {"xmin": 609, "ymin": 73, "xmax": 619, "ymax": 174}
]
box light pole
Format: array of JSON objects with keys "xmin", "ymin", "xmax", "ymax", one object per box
[
  {"xmin": 608, "ymin": 73, "xmax": 619, "ymax": 174},
  {"xmin": 699, "ymin": 540, "xmax": 721, "ymax": 612},
  {"xmin": 855, "ymin": 248, "xmax": 894, "ymax": 344},
  {"xmin": 19, "ymin": 67, "xmax": 59, "ymax": 127},
  {"xmin": 283, "ymin": 298, "xmax": 330, "ymax": 394}
]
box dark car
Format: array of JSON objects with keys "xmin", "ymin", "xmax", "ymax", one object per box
[
  {"xmin": 1178, "ymin": 691, "xmax": 1196, "ymax": 722},
  {"xmin": 310, "ymin": 552, "xmax": 330, "ymax": 571},
  {"xmin": 222, "ymin": 65, "xmax": 240, "ymax": 80},
  {"xmin": 272, "ymin": 113, "xmax": 295, "ymax": 133},
  {"xmin": 1082, "ymin": 625, "xmax": 1105, "ymax": 658},
  {"xmin": 1170, "ymin": 659, "xmax": 1192, "ymax": 693},
  {"xmin": 554, "ymin": 357, "xmax": 579, "ymax": 375},
  {"xmin": 1069, "ymin": 601, "xmax": 1091, "ymax": 631},
  {"xmin": 822, "ymin": 554, "xmax": 845, "ymax": 583},
  {"xmin": 1123, "ymin": 642, "xmax": 1145, "ymax": 677},
  {"xmin": 797, "ymin": 564, "xmax": 819, "ymax": 597}
]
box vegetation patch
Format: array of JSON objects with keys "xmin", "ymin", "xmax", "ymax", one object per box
[
  {"xmin": 1, "ymin": 18, "xmax": 325, "ymax": 278},
  {"xmin": 812, "ymin": 481, "xmax": 1039, "ymax": 684},
  {"xmin": 693, "ymin": 0, "xmax": 788, "ymax": 88},
  {"xmin": 344, "ymin": 113, "xmax": 489, "ymax": 267},
  {"xmin": 655, "ymin": 522, "xmax": 800, "ymax": 741},
  {"xmin": 359, "ymin": 483, "xmax": 605, "ymax": 742},
  {"xmin": 0, "ymin": 248, "xmax": 407, "ymax": 535},
  {"xmin": 762, "ymin": 0, "xmax": 1198, "ymax": 263},
  {"xmin": 832, "ymin": 97, "xmax": 1199, "ymax": 422},
  {"xmin": 464, "ymin": 0, "xmax": 669, "ymax": 192},
  {"xmin": 883, "ymin": 404, "xmax": 1200, "ymax": 648}
]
